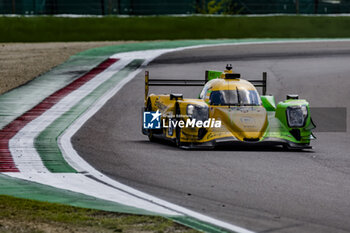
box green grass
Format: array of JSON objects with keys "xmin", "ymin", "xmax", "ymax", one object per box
[
  {"xmin": 1, "ymin": 15, "xmax": 350, "ymax": 42},
  {"xmin": 0, "ymin": 195, "xmax": 198, "ymax": 233}
]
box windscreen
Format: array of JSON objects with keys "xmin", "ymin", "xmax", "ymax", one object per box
[{"xmin": 210, "ymin": 89, "xmax": 261, "ymax": 106}]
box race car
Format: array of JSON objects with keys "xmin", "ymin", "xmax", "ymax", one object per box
[{"xmin": 142, "ymin": 65, "xmax": 316, "ymax": 149}]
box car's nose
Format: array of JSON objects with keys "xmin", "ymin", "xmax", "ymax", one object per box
[{"xmin": 211, "ymin": 106, "xmax": 268, "ymax": 141}]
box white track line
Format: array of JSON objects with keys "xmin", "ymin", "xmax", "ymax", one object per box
[
  {"xmin": 8, "ymin": 172, "xmax": 178, "ymax": 215},
  {"xmin": 9, "ymin": 58, "xmax": 131, "ymax": 173},
  {"xmin": 7, "ymin": 56, "xmax": 178, "ymax": 215}
]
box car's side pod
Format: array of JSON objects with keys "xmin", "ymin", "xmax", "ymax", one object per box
[{"xmin": 143, "ymin": 70, "xmax": 204, "ymax": 138}]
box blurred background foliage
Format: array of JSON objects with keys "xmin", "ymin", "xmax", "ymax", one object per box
[{"xmin": 1, "ymin": 0, "xmax": 350, "ymax": 15}]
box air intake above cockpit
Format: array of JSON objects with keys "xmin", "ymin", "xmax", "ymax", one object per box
[{"xmin": 225, "ymin": 73, "xmax": 241, "ymax": 79}]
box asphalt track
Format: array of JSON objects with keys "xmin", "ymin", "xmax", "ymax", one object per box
[{"xmin": 72, "ymin": 42, "xmax": 350, "ymax": 233}]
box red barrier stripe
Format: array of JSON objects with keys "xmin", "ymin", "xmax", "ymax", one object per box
[{"xmin": 0, "ymin": 58, "xmax": 118, "ymax": 172}]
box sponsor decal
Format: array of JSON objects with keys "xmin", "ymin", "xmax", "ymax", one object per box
[
  {"xmin": 143, "ymin": 110, "xmax": 161, "ymax": 129},
  {"xmin": 143, "ymin": 110, "xmax": 222, "ymax": 129},
  {"xmin": 163, "ymin": 118, "xmax": 221, "ymax": 128}
]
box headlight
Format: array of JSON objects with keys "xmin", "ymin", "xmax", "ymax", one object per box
[
  {"xmin": 187, "ymin": 104, "xmax": 195, "ymax": 116},
  {"xmin": 186, "ymin": 104, "xmax": 209, "ymax": 122},
  {"xmin": 286, "ymin": 105, "xmax": 308, "ymax": 127}
]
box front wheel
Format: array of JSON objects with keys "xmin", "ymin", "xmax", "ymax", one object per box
[
  {"xmin": 175, "ymin": 126, "xmax": 182, "ymax": 147},
  {"xmin": 148, "ymin": 131, "xmax": 157, "ymax": 142},
  {"xmin": 146, "ymin": 99, "xmax": 161, "ymax": 142},
  {"xmin": 146, "ymin": 98, "xmax": 154, "ymax": 142}
]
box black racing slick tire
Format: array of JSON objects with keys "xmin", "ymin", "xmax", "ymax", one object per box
[
  {"xmin": 146, "ymin": 99, "xmax": 155, "ymax": 142},
  {"xmin": 146, "ymin": 98, "xmax": 160, "ymax": 142},
  {"xmin": 148, "ymin": 131, "xmax": 157, "ymax": 142},
  {"xmin": 175, "ymin": 126, "xmax": 183, "ymax": 147}
]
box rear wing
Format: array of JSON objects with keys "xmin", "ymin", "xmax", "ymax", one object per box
[
  {"xmin": 248, "ymin": 72, "xmax": 267, "ymax": 96},
  {"xmin": 145, "ymin": 70, "xmax": 267, "ymax": 103},
  {"xmin": 145, "ymin": 71, "xmax": 206, "ymax": 103}
]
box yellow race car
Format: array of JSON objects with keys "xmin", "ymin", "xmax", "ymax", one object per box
[{"xmin": 142, "ymin": 65, "xmax": 315, "ymax": 149}]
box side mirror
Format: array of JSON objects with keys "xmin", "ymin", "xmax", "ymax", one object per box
[
  {"xmin": 287, "ymin": 94, "xmax": 299, "ymax": 100},
  {"xmin": 170, "ymin": 93, "xmax": 183, "ymax": 100}
]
